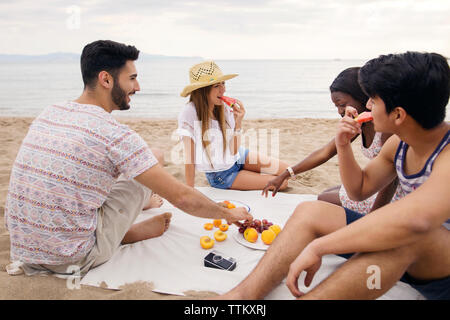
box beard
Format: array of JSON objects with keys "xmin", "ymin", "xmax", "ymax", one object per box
[{"xmin": 111, "ymin": 81, "xmax": 131, "ymax": 111}]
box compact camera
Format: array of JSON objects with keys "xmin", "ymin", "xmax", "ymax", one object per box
[{"xmin": 204, "ymin": 250, "xmax": 237, "ymax": 271}]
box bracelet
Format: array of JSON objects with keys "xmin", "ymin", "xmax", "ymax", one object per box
[{"xmin": 286, "ymin": 166, "xmax": 296, "ymax": 180}]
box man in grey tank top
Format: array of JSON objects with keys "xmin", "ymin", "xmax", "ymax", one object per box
[{"xmin": 220, "ymin": 52, "xmax": 450, "ymax": 300}]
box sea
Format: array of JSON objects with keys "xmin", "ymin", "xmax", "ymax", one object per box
[{"xmin": 0, "ymin": 58, "xmax": 449, "ymax": 120}]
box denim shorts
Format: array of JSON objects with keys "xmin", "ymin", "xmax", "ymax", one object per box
[
  {"xmin": 340, "ymin": 207, "xmax": 450, "ymax": 300},
  {"xmin": 205, "ymin": 147, "xmax": 250, "ymax": 189}
]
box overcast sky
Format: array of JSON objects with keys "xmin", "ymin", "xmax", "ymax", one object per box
[{"xmin": 0, "ymin": 0, "xmax": 449, "ymax": 59}]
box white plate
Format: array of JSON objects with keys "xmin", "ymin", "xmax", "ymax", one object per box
[
  {"xmin": 214, "ymin": 199, "xmax": 251, "ymax": 213},
  {"xmin": 232, "ymin": 229, "xmax": 269, "ymax": 251}
]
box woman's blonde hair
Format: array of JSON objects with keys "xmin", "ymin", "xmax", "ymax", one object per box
[{"xmin": 190, "ymin": 85, "xmax": 229, "ymax": 167}]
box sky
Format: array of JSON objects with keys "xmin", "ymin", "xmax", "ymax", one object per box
[{"xmin": 0, "ymin": 0, "xmax": 449, "ymax": 60}]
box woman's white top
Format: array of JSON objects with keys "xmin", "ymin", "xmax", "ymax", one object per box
[{"xmin": 177, "ymin": 102, "xmax": 240, "ymax": 173}]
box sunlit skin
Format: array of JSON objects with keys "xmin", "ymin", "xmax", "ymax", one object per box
[{"xmin": 75, "ymin": 60, "xmax": 140, "ymax": 113}]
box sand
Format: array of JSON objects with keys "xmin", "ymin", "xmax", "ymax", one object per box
[{"xmin": 0, "ymin": 117, "xmax": 369, "ymax": 300}]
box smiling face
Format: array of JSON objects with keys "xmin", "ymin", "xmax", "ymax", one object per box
[
  {"xmin": 111, "ymin": 60, "xmax": 140, "ymax": 111},
  {"xmin": 331, "ymin": 91, "xmax": 366, "ymax": 117},
  {"xmin": 208, "ymin": 81, "xmax": 226, "ymax": 106}
]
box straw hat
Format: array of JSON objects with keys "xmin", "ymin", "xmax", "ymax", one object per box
[{"xmin": 180, "ymin": 60, "xmax": 238, "ymax": 97}]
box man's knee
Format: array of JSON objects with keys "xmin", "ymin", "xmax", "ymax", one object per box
[
  {"xmin": 151, "ymin": 148, "xmax": 164, "ymax": 165},
  {"xmin": 290, "ymin": 201, "xmax": 323, "ymax": 226},
  {"xmin": 290, "ymin": 201, "xmax": 346, "ymax": 236}
]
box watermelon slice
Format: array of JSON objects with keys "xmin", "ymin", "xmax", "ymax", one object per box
[
  {"xmin": 219, "ymin": 96, "xmax": 236, "ymax": 108},
  {"xmin": 355, "ymin": 111, "xmax": 373, "ymax": 124}
]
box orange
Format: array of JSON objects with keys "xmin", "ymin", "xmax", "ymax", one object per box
[
  {"xmin": 214, "ymin": 230, "xmax": 227, "ymax": 242},
  {"xmin": 269, "ymin": 225, "xmax": 282, "ymax": 236},
  {"xmin": 213, "ymin": 219, "xmax": 222, "ymax": 228},
  {"xmin": 227, "ymin": 203, "xmax": 236, "ymax": 209},
  {"xmin": 219, "ymin": 224, "xmax": 229, "ymax": 231},
  {"xmin": 261, "ymin": 229, "xmax": 276, "ymax": 245},
  {"xmin": 204, "ymin": 223, "xmax": 214, "ymax": 230},
  {"xmin": 244, "ymin": 227, "xmax": 258, "ymax": 243},
  {"xmin": 200, "ymin": 236, "xmax": 214, "ymax": 249}
]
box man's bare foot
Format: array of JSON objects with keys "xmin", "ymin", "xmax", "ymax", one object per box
[
  {"xmin": 143, "ymin": 193, "xmax": 164, "ymax": 210},
  {"xmin": 122, "ymin": 212, "xmax": 172, "ymax": 244}
]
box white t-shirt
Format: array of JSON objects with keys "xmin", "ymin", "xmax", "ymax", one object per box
[{"xmin": 177, "ymin": 102, "xmax": 240, "ymax": 172}]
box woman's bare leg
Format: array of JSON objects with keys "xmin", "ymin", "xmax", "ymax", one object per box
[{"xmin": 230, "ymin": 170, "xmax": 289, "ymax": 191}]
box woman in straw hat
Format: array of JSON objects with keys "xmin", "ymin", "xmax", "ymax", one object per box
[{"xmin": 177, "ymin": 60, "xmax": 290, "ymax": 190}]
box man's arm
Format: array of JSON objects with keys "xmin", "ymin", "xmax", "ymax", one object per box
[
  {"xmin": 134, "ymin": 163, "xmax": 252, "ymax": 223},
  {"xmin": 336, "ymin": 110, "xmax": 399, "ymax": 201},
  {"xmin": 314, "ymin": 146, "xmax": 450, "ymax": 256}
]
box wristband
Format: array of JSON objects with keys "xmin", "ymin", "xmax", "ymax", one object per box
[
  {"xmin": 233, "ymin": 128, "xmax": 242, "ymax": 136},
  {"xmin": 287, "ymin": 166, "xmax": 296, "ymax": 180}
]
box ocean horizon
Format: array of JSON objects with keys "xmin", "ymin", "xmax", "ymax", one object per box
[{"xmin": 1, "ymin": 57, "xmax": 449, "ymax": 120}]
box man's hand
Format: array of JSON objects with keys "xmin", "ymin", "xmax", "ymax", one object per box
[
  {"xmin": 226, "ymin": 207, "xmax": 253, "ymax": 225},
  {"xmin": 286, "ymin": 242, "xmax": 323, "ymax": 298},
  {"xmin": 335, "ymin": 106, "xmax": 361, "ymax": 147}
]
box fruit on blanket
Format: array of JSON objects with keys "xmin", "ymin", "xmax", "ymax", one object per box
[
  {"xmin": 261, "ymin": 229, "xmax": 276, "ymax": 245},
  {"xmin": 218, "ymin": 201, "xmax": 229, "ymax": 208},
  {"xmin": 200, "ymin": 236, "xmax": 214, "ymax": 249},
  {"xmin": 269, "ymin": 224, "xmax": 282, "ymax": 236},
  {"xmin": 355, "ymin": 111, "xmax": 373, "ymax": 124},
  {"xmin": 239, "ymin": 219, "xmax": 276, "ymax": 234},
  {"xmin": 219, "ymin": 223, "xmax": 229, "ymax": 231},
  {"xmin": 217, "ymin": 200, "xmax": 236, "ymax": 209},
  {"xmin": 214, "ymin": 230, "xmax": 227, "ymax": 242},
  {"xmin": 213, "ymin": 219, "xmax": 222, "ymax": 228},
  {"xmin": 204, "ymin": 223, "xmax": 214, "ymax": 230},
  {"xmin": 227, "ymin": 203, "xmax": 236, "ymax": 209},
  {"xmin": 219, "ymin": 96, "xmax": 236, "ymax": 108},
  {"xmin": 244, "ymin": 227, "xmax": 258, "ymax": 243}
]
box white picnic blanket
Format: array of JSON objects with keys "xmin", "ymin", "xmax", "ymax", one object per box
[{"xmin": 80, "ymin": 187, "xmax": 425, "ymax": 300}]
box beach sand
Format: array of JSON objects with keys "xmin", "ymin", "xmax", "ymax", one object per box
[{"xmin": 0, "ymin": 117, "xmax": 369, "ymax": 300}]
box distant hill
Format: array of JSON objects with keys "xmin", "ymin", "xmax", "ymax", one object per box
[{"xmin": 0, "ymin": 52, "xmax": 202, "ymax": 63}]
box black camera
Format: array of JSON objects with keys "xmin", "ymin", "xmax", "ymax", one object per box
[{"xmin": 204, "ymin": 250, "xmax": 237, "ymax": 271}]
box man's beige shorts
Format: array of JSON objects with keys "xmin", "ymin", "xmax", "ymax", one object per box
[{"xmin": 24, "ymin": 177, "xmax": 151, "ymax": 276}]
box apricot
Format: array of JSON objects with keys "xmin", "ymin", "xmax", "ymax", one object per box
[
  {"xmin": 213, "ymin": 219, "xmax": 222, "ymax": 228},
  {"xmin": 200, "ymin": 236, "xmax": 214, "ymax": 249},
  {"xmin": 214, "ymin": 230, "xmax": 227, "ymax": 242},
  {"xmin": 204, "ymin": 223, "xmax": 214, "ymax": 230},
  {"xmin": 269, "ymin": 224, "xmax": 282, "ymax": 236},
  {"xmin": 218, "ymin": 201, "xmax": 228, "ymax": 208},
  {"xmin": 244, "ymin": 227, "xmax": 258, "ymax": 243},
  {"xmin": 261, "ymin": 229, "xmax": 276, "ymax": 245},
  {"xmin": 219, "ymin": 223, "xmax": 229, "ymax": 231}
]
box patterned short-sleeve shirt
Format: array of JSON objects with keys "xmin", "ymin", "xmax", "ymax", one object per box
[{"xmin": 5, "ymin": 101, "xmax": 158, "ymax": 265}]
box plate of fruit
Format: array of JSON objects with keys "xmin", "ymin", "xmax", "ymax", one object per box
[
  {"xmin": 215, "ymin": 199, "xmax": 251, "ymax": 212},
  {"xmin": 232, "ymin": 219, "xmax": 282, "ymax": 251}
]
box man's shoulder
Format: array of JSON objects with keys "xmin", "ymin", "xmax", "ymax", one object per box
[{"xmin": 379, "ymin": 134, "xmax": 402, "ymax": 161}]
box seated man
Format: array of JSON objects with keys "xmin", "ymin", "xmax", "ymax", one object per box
[
  {"xmin": 5, "ymin": 40, "xmax": 252, "ymax": 277},
  {"xmin": 221, "ymin": 51, "xmax": 450, "ymax": 300}
]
